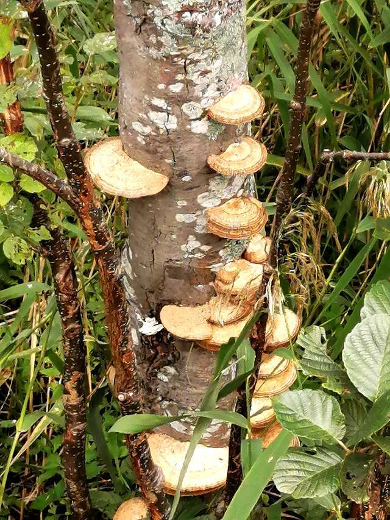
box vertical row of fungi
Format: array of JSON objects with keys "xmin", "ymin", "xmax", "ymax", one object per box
[{"xmin": 85, "ymin": 84, "xmax": 301, "ymax": 501}]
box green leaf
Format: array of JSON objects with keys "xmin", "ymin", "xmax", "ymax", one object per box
[
  {"xmin": 240, "ymin": 438, "xmax": 262, "ymax": 477},
  {"xmin": 3, "ymin": 235, "xmax": 29, "ymax": 265},
  {"xmin": 342, "ymin": 400, "xmax": 368, "ymax": 444},
  {"xmin": 372, "ymin": 435, "xmax": 390, "ymax": 455},
  {"xmin": 20, "ymin": 411, "xmax": 45, "ymax": 432},
  {"xmin": 81, "ymin": 70, "xmax": 118, "ymax": 86},
  {"xmin": 340, "ymin": 453, "xmax": 372, "ymax": 503},
  {"xmin": 343, "ymin": 314, "xmax": 390, "ymax": 401},
  {"xmin": 217, "ymin": 369, "xmax": 254, "ymax": 401},
  {"xmin": 0, "ymin": 282, "xmax": 49, "ymax": 302},
  {"xmin": 0, "ymin": 21, "xmax": 12, "ymax": 60},
  {"xmin": 75, "ymin": 106, "xmax": 112, "ymax": 122},
  {"xmin": 370, "ymin": 25, "xmax": 390, "ymax": 47},
  {"xmin": 0, "ymin": 182, "xmax": 14, "ymax": 206},
  {"xmin": 0, "ymin": 165, "xmax": 14, "ymax": 182},
  {"xmin": 361, "ymin": 280, "xmax": 390, "ymax": 319},
  {"xmin": 222, "ymin": 430, "xmax": 293, "ymax": 520},
  {"xmin": 348, "ymin": 390, "xmax": 390, "ymax": 444},
  {"xmin": 83, "ymin": 32, "xmax": 117, "ymax": 55},
  {"xmin": 274, "ymin": 447, "xmax": 342, "ymax": 499},
  {"xmin": 273, "ymin": 389, "xmax": 346, "ymax": 444},
  {"xmin": 0, "ymin": 134, "xmax": 38, "ymax": 161},
  {"xmin": 110, "ymin": 413, "xmax": 180, "ymax": 434},
  {"xmin": 19, "ymin": 174, "xmax": 46, "ymax": 194}
]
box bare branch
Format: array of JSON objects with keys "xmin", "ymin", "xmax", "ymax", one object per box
[
  {"xmin": 0, "ymin": 147, "xmax": 80, "ymax": 212},
  {"xmin": 305, "ymin": 149, "xmax": 390, "ymax": 197},
  {"xmin": 272, "ymin": 0, "xmax": 321, "ymax": 264}
]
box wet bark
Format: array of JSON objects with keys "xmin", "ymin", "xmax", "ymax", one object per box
[{"xmin": 116, "ymin": 0, "xmax": 252, "ymax": 447}]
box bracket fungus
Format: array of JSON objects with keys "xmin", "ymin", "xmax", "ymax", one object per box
[
  {"xmin": 207, "ymin": 137, "xmax": 267, "ymax": 176},
  {"xmin": 266, "ymin": 308, "xmax": 301, "ymax": 351},
  {"xmin": 258, "ymin": 352, "xmax": 289, "ymax": 378},
  {"xmin": 244, "ymin": 235, "xmax": 272, "ymax": 264},
  {"xmin": 214, "ymin": 258, "xmax": 263, "ymax": 297},
  {"xmin": 198, "ymin": 312, "xmax": 254, "ymax": 351},
  {"xmin": 252, "ymin": 420, "xmax": 299, "ymax": 449},
  {"xmin": 84, "ymin": 137, "xmax": 168, "ymax": 198},
  {"xmin": 254, "ymin": 360, "xmax": 297, "ymax": 397},
  {"xmin": 250, "ymin": 396, "xmax": 276, "ymax": 428},
  {"xmin": 148, "ymin": 433, "xmax": 228, "ymax": 495},
  {"xmin": 207, "ymin": 84, "xmax": 265, "ymax": 125},
  {"xmin": 207, "ymin": 197, "xmax": 267, "ymax": 239},
  {"xmin": 207, "ymin": 295, "xmax": 253, "ymax": 326},
  {"xmin": 160, "ymin": 304, "xmax": 212, "ymax": 341},
  {"xmin": 113, "ymin": 498, "xmax": 149, "ymax": 520}
]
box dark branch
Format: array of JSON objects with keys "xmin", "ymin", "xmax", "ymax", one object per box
[
  {"xmin": 0, "ymin": 147, "xmax": 80, "ymax": 212},
  {"xmin": 272, "ymin": 0, "xmax": 321, "ymax": 265},
  {"xmin": 305, "ymin": 149, "xmax": 390, "ymax": 198},
  {"xmin": 21, "ymin": 1, "xmax": 170, "ymax": 516}
]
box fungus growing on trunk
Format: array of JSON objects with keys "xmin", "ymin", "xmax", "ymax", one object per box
[
  {"xmin": 258, "ymin": 352, "xmax": 289, "ymax": 378},
  {"xmin": 265, "ymin": 308, "xmax": 301, "ymax": 350},
  {"xmin": 207, "ymin": 295, "xmax": 253, "ymax": 326},
  {"xmin": 254, "ymin": 360, "xmax": 297, "ymax": 397},
  {"xmin": 207, "ymin": 137, "xmax": 267, "ymax": 176},
  {"xmin": 148, "ymin": 433, "xmax": 228, "ymax": 495},
  {"xmin": 250, "ymin": 396, "xmax": 276, "ymax": 428},
  {"xmin": 113, "ymin": 498, "xmax": 149, "ymax": 520},
  {"xmin": 160, "ymin": 304, "xmax": 212, "ymax": 341},
  {"xmin": 84, "ymin": 137, "xmax": 168, "ymax": 198},
  {"xmin": 207, "ymin": 197, "xmax": 267, "ymax": 239},
  {"xmin": 252, "ymin": 420, "xmax": 299, "ymax": 448},
  {"xmin": 244, "ymin": 235, "xmax": 272, "ymax": 264},
  {"xmin": 207, "ymin": 84, "xmax": 265, "ymax": 125},
  {"xmin": 198, "ymin": 313, "xmax": 254, "ymax": 351},
  {"xmin": 214, "ymin": 258, "xmax": 263, "ymax": 297}
]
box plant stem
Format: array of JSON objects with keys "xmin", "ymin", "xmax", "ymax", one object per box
[
  {"xmin": 272, "ymin": 0, "xmax": 321, "ymax": 264},
  {"xmin": 305, "ymin": 149, "xmax": 390, "ymax": 198},
  {"xmin": 18, "ymin": 1, "xmax": 169, "ymax": 517}
]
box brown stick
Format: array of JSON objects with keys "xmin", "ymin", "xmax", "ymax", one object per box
[
  {"xmin": 272, "ymin": 0, "xmax": 321, "ymax": 263},
  {"xmin": 19, "ymin": 0, "xmax": 169, "ymax": 517},
  {"xmin": 43, "ymin": 225, "xmax": 93, "ymax": 519},
  {"xmin": 305, "ymin": 149, "xmax": 390, "ymax": 198}
]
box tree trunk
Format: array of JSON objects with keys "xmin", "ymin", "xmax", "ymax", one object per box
[{"xmin": 114, "ymin": 0, "xmax": 252, "ymax": 447}]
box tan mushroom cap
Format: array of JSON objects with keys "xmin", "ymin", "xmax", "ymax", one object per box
[
  {"xmin": 113, "ymin": 498, "xmax": 149, "ymax": 520},
  {"xmin": 214, "ymin": 259, "xmax": 263, "ymax": 296},
  {"xmin": 207, "ymin": 137, "xmax": 268, "ymax": 176},
  {"xmin": 148, "ymin": 433, "xmax": 228, "ymax": 495},
  {"xmin": 207, "ymin": 84, "xmax": 265, "ymax": 125},
  {"xmin": 207, "ymin": 197, "xmax": 268, "ymax": 240},
  {"xmin": 254, "ymin": 360, "xmax": 297, "ymax": 397},
  {"xmin": 250, "ymin": 396, "xmax": 275, "ymax": 428},
  {"xmin": 207, "ymin": 295, "xmax": 253, "ymax": 326},
  {"xmin": 84, "ymin": 137, "xmax": 168, "ymax": 198},
  {"xmin": 258, "ymin": 352, "xmax": 289, "ymax": 378},
  {"xmin": 252, "ymin": 420, "xmax": 300, "ymax": 449},
  {"xmin": 198, "ymin": 313, "xmax": 254, "ymax": 351},
  {"xmin": 244, "ymin": 235, "xmax": 272, "ymax": 264},
  {"xmin": 160, "ymin": 304, "xmax": 212, "ymax": 341},
  {"xmin": 266, "ymin": 308, "xmax": 301, "ymax": 351}
]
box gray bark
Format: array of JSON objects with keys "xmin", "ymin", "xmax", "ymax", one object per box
[{"xmin": 115, "ymin": 0, "xmax": 252, "ymax": 447}]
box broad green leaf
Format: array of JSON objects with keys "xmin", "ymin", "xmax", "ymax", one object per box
[
  {"xmin": 240, "ymin": 438, "xmax": 262, "ymax": 477},
  {"xmin": 341, "ymin": 400, "xmax": 368, "ymax": 444},
  {"xmin": 222, "ymin": 430, "xmax": 293, "ymax": 520},
  {"xmin": 20, "ymin": 411, "xmax": 45, "ymax": 432},
  {"xmin": 343, "ymin": 314, "xmax": 390, "ymax": 401},
  {"xmin": 82, "ymin": 70, "xmax": 118, "ymax": 86},
  {"xmin": 0, "ymin": 182, "xmax": 14, "ymax": 206},
  {"xmin": 340, "ymin": 453, "xmax": 372, "ymax": 503},
  {"xmin": 83, "ymin": 32, "xmax": 117, "ymax": 55},
  {"xmin": 0, "ymin": 134, "xmax": 38, "ymax": 161},
  {"xmin": 75, "ymin": 106, "xmax": 112, "ymax": 122},
  {"xmin": 0, "ymin": 165, "xmax": 14, "ymax": 182},
  {"xmin": 3, "ymin": 235, "xmax": 29, "ymax": 265},
  {"xmin": 313, "ymin": 494, "xmax": 341, "ymax": 512},
  {"xmin": 361, "ymin": 280, "xmax": 390, "ymax": 319},
  {"xmin": 348, "ymin": 390, "xmax": 390, "ymax": 445},
  {"xmin": 297, "ymin": 326, "xmax": 347, "ymax": 383},
  {"xmin": 0, "ymin": 21, "xmax": 12, "ymax": 60},
  {"xmin": 0, "ymin": 282, "xmax": 50, "ymax": 302},
  {"xmin": 273, "ymin": 389, "xmax": 346, "ymax": 444},
  {"xmin": 19, "ymin": 174, "xmax": 46, "ymax": 194},
  {"xmin": 274, "ymin": 447, "xmax": 342, "ymax": 499},
  {"xmin": 372, "ymin": 435, "xmax": 390, "ymax": 455}
]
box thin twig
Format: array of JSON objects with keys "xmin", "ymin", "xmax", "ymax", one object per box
[
  {"xmin": 305, "ymin": 149, "xmax": 390, "ymax": 198},
  {"xmin": 0, "ymin": 147, "xmax": 80, "ymax": 212},
  {"xmin": 19, "ymin": 0, "xmax": 169, "ymax": 517}
]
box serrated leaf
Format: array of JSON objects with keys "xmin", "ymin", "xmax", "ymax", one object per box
[
  {"xmin": 297, "ymin": 326, "xmax": 348, "ymax": 387},
  {"xmin": 273, "ymin": 389, "xmax": 346, "ymax": 444},
  {"xmin": 372, "ymin": 435, "xmax": 390, "ymax": 455},
  {"xmin": 340, "ymin": 453, "xmax": 372, "ymax": 503},
  {"xmin": 348, "ymin": 390, "xmax": 390, "ymax": 445},
  {"xmin": 341, "ymin": 400, "xmax": 368, "ymax": 443},
  {"xmin": 361, "ymin": 280, "xmax": 390, "ymax": 319},
  {"xmin": 343, "ymin": 314, "xmax": 390, "ymax": 401},
  {"xmin": 274, "ymin": 447, "xmax": 342, "ymax": 499}
]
